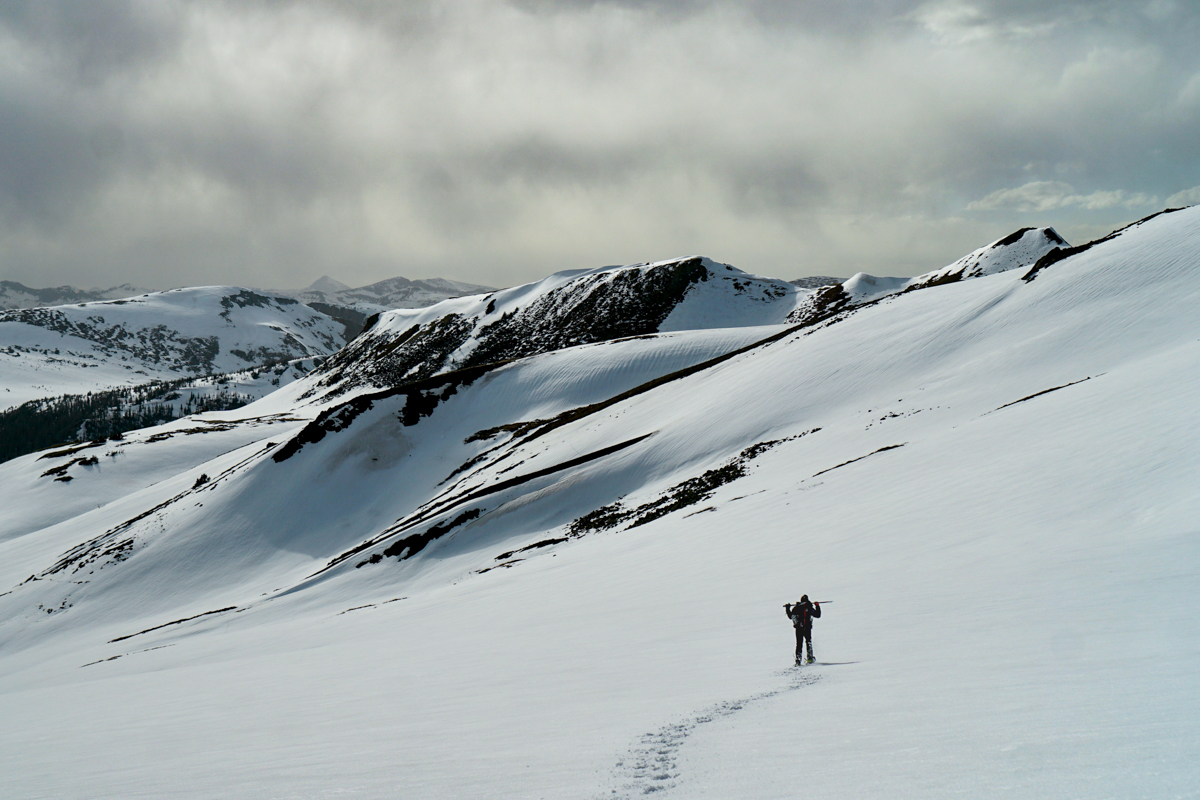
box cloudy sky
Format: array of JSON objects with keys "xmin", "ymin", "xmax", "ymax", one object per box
[{"xmin": 1, "ymin": 0, "xmax": 1198, "ymax": 291}]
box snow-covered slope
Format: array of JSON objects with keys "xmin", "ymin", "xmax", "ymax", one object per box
[
  {"xmin": 1, "ymin": 211, "xmax": 1198, "ymax": 798},
  {"xmin": 0, "ymin": 287, "xmax": 343, "ymax": 412}
]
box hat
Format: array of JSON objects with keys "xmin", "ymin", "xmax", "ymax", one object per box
[{"xmin": 800, "ymin": 594, "xmax": 809, "ymax": 603}]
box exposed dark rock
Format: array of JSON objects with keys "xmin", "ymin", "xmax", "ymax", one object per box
[
  {"xmin": 994, "ymin": 227, "xmax": 1036, "ymax": 247},
  {"xmin": 218, "ymin": 290, "xmax": 292, "ymax": 316},
  {"xmin": 785, "ymin": 284, "xmax": 856, "ymax": 326},
  {"xmin": 305, "ymin": 258, "xmax": 712, "ymax": 397},
  {"xmin": 377, "ymin": 507, "xmax": 483, "ymax": 561},
  {"xmin": 788, "ymin": 276, "xmax": 845, "ymax": 289},
  {"xmin": 462, "ymin": 257, "xmax": 709, "ymax": 370}
]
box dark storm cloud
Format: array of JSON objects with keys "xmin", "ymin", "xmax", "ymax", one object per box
[
  {"xmin": 0, "ymin": 0, "xmax": 1197, "ymax": 290},
  {"xmin": 0, "ymin": 0, "xmax": 185, "ymax": 78}
]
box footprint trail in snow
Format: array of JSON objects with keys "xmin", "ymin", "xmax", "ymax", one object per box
[{"xmin": 605, "ymin": 667, "xmax": 822, "ymax": 797}]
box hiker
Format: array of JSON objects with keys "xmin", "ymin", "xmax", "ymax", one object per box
[{"xmin": 784, "ymin": 595, "xmax": 821, "ymax": 665}]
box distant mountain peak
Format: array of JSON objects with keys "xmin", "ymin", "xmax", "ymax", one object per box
[
  {"xmin": 305, "ymin": 275, "xmax": 352, "ymax": 294},
  {"xmin": 282, "ymin": 274, "xmax": 497, "ymax": 313}
]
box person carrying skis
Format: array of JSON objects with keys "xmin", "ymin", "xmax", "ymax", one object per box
[{"xmin": 785, "ymin": 595, "xmax": 821, "ymax": 665}]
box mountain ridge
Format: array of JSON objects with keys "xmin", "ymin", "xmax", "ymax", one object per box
[
  {"xmin": 0, "ymin": 280, "xmax": 148, "ymax": 310},
  {"xmin": 280, "ymin": 274, "xmax": 497, "ymax": 312},
  {"xmin": 303, "ymin": 228, "xmax": 1067, "ymax": 401}
]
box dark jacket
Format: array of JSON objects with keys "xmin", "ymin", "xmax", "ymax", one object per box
[{"xmin": 786, "ymin": 600, "xmax": 821, "ymax": 633}]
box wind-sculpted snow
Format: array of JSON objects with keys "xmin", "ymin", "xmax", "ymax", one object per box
[
  {"xmin": 1021, "ymin": 207, "xmax": 1187, "ymax": 283},
  {"xmin": 1, "ymin": 210, "xmax": 1199, "ymax": 798}
]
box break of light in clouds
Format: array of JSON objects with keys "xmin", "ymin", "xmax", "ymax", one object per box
[{"xmin": 0, "ymin": 0, "xmax": 1198, "ymax": 291}]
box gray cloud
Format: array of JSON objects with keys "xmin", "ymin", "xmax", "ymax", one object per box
[
  {"xmin": 0, "ymin": 0, "xmax": 1198, "ymax": 291},
  {"xmin": 966, "ymin": 181, "xmax": 1157, "ymax": 212},
  {"xmin": 1166, "ymin": 185, "xmax": 1200, "ymax": 206}
]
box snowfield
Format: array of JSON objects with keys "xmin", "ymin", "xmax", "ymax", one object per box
[{"xmin": 1, "ymin": 211, "xmax": 1198, "ymax": 799}]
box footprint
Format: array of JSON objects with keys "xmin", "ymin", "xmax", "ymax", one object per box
[{"xmin": 604, "ymin": 668, "xmax": 820, "ymax": 797}]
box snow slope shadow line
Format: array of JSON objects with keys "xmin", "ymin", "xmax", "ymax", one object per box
[
  {"xmin": 292, "ymin": 276, "xmax": 979, "ymax": 585},
  {"xmin": 984, "ymin": 376, "xmax": 1093, "ymax": 415},
  {"xmin": 108, "ymin": 606, "xmax": 237, "ymax": 643},
  {"xmin": 605, "ymin": 668, "xmax": 822, "ymax": 798},
  {"xmin": 513, "ymin": 324, "xmax": 805, "ymax": 449},
  {"xmin": 812, "ymin": 443, "xmax": 907, "ymax": 478},
  {"xmin": 479, "ymin": 433, "xmax": 817, "ymax": 573},
  {"xmin": 81, "ymin": 644, "xmax": 175, "ymax": 668}
]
